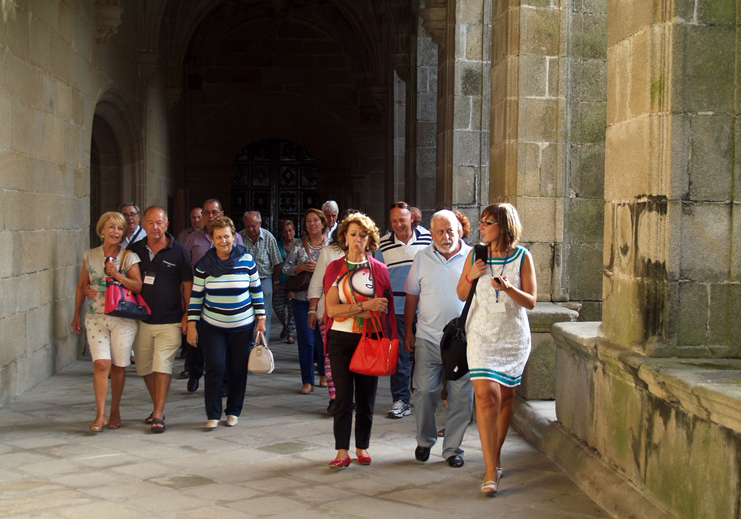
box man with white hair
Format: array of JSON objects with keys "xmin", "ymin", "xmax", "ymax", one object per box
[
  {"xmin": 403, "ymin": 209, "xmax": 473, "ymax": 468},
  {"xmin": 321, "ymin": 200, "xmax": 339, "ymax": 240}
]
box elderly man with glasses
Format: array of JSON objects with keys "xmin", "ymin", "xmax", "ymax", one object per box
[{"xmin": 119, "ymin": 202, "xmax": 147, "ymax": 249}]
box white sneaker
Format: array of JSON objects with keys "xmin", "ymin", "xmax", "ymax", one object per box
[
  {"xmin": 226, "ymin": 415, "xmax": 239, "ymax": 427},
  {"xmin": 388, "ymin": 400, "xmax": 411, "ymax": 419}
]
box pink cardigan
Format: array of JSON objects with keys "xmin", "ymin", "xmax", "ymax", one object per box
[{"xmin": 321, "ymin": 255, "xmax": 398, "ymax": 348}]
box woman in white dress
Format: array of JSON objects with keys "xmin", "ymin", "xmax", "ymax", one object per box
[{"xmin": 456, "ymin": 203, "xmax": 537, "ymax": 496}]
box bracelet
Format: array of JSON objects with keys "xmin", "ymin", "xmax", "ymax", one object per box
[
  {"xmin": 357, "ymin": 302, "xmax": 364, "ymax": 312},
  {"xmin": 308, "ymin": 310, "xmax": 317, "ymax": 315},
  {"xmin": 465, "ymin": 274, "xmax": 473, "ymax": 285}
]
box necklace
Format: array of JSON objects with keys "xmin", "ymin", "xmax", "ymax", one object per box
[{"xmin": 308, "ymin": 237, "xmax": 325, "ymax": 250}]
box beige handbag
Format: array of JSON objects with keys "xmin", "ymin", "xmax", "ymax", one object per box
[{"xmin": 248, "ymin": 330, "xmax": 274, "ymax": 374}]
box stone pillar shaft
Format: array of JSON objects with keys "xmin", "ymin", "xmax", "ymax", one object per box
[{"xmin": 603, "ymin": 0, "xmax": 740, "ymax": 356}]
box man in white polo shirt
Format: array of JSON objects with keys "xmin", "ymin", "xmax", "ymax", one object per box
[
  {"xmin": 403, "ymin": 209, "xmax": 473, "ymax": 468},
  {"xmin": 375, "ymin": 201, "xmax": 432, "ymax": 419}
]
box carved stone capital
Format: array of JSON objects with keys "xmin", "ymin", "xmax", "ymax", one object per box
[
  {"xmin": 137, "ymin": 51, "xmax": 159, "ymax": 81},
  {"xmin": 94, "ymin": 1, "xmax": 124, "ymax": 43},
  {"xmin": 392, "ymin": 53, "xmax": 411, "ymax": 83},
  {"xmin": 419, "ymin": 0, "xmax": 446, "ymax": 46}
]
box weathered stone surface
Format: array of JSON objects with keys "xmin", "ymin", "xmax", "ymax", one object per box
[
  {"xmin": 571, "ymin": 12, "xmax": 607, "ymax": 60},
  {"xmin": 673, "ymin": 24, "xmax": 735, "ymax": 113},
  {"xmin": 522, "ymin": 6, "xmax": 560, "ymax": 56},
  {"xmin": 554, "ymin": 323, "xmax": 741, "ymax": 519},
  {"xmin": 521, "ymin": 55, "xmax": 548, "ymax": 97},
  {"xmin": 688, "ymin": 114, "xmax": 734, "ymax": 202},
  {"xmin": 521, "ymin": 97, "xmax": 560, "ymax": 141},
  {"xmin": 679, "ymin": 202, "xmax": 731, "ymax": 282},
  {"xmin": 569, "ymin": 144, "xmax": 605, "ymax": 198},
  {"xmin": 566, "ymin": 243, "xmax": 603, "ymax": 301}
]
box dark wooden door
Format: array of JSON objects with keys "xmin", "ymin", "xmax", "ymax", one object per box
[{"xmin": 231, "ymin": 139, "xmax": 318, "ymax": 236}]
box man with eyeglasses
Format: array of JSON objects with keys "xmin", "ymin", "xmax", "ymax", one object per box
[
  {"xmin": 181, "ymin": 199, "xmax": 244, "ymax": 392},
  {"xmin": 375, "ymin": 201, "xmax": 432, "ymax": 419},
  {"xmin": 119, "ymin": 202, "xmax": 147, "ymax": 249}
]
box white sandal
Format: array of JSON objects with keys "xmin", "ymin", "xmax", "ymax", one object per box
[{"xmin": 481, "ymin": 472, "xmax": 501, "ymax": 496}]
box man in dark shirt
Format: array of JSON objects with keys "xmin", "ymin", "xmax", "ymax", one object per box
[{"xmin": 130, "ymin": 205, "xmax": 193, "ymax": 433}]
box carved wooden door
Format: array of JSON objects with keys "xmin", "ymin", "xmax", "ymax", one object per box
[{"xmin": 231, "ymin": 139, "xmax": 318, "ymax": 236}]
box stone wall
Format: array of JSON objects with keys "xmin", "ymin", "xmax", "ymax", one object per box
[
  {"xmin": 603, "ymin": 0, "xmax": 740, "ymax": 356},
  {"xmin": 554, "ymin": 323, "xmax": 741, "ymax": 519},
  {"xmin": 490, "ymin": 0, "xmax": 606, "ymax": 312},
  {"xmin": 0, "ymin": 1, "xmax": 177, "ymax": 406}
]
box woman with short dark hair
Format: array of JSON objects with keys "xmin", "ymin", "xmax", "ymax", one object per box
[{"xmin": 187, "ymin": 216, "xmax": 266, "ymax": 430}]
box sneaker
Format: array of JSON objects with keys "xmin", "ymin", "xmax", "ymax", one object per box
[{"xmin": 387, "ymin": 400, "xmax": 411, "ymax": 419}]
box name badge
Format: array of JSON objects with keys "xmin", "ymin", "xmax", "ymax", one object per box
[
  {"xmin": 144, "ymin": 272, "xmax": 156, "ymax": 285},
  {"xmin": 491, "ymin": 301, "xmax": 506, "ymax": 314}
]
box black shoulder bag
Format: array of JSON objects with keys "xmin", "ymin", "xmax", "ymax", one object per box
[{"xmin": 439, "ymin": 244, "xmax": 487, "ymax": 381}]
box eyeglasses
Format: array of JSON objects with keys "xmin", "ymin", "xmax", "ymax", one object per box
[
  {"xmin": 203, "ymin": 210, "xmax": 221, "ymax": 217},
  {"xmin": 390, "ymin": 202, "xmax": 410, "ymax": 210},
  {"xmin": 480, "ymin": 220, "xmax": 499, "ymax": 227},
  {"xmin": 122, "ymin": 212, "xmax": 138, "ymax": 218}
]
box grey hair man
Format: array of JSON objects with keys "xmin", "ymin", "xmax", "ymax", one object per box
[
  {"xmin": 403, "ymin": 209, "xmax": 474, "ymax": 467},
  {"xmin": 119, "ymin": 202, "xmax": 147, "ymax": 249},
  {"xmin": 238, "ymin": 210, "xmax": 282, "ymax": 339},
  {"xmin": 177, "ymin": 207, "xmax": 203, "ymax": 244},
  {"xmin": 322, "ymin": 200, "xmax": 339, "ymax": 240}
]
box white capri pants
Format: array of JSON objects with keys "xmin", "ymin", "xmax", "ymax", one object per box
[{"xmin": 85, "ymin": 315, "xmax": 138, "ymax": 367}]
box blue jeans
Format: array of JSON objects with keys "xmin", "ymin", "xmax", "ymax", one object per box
[
  {"xmin": 390, "ymin": 313, "xmax": 412, "ymax": 404},
  {"xmin": 292, "ymin": 299, "xmax": 325, "ymax": 385},
  {"xmin": 200, "ymin": 321, "xmax": 254, "ymax": 420}
]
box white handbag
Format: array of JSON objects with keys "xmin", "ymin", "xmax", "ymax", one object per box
[{"xmin": 248, "ymin": 330, "xmax": 275, "ymax": 374}]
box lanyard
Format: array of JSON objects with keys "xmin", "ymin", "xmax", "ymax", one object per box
[{"xmin": 489, "ymin": 249, "xmax": 509, "ymax": 302}]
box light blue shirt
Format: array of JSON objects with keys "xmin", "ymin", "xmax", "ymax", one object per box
[{"xmin": 403, "ymin": 240, "xmax": 472, "ymax": 344}]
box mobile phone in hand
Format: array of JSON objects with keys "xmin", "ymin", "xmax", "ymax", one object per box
[{"xmin": 493, "ymin": 276, "xmax": 503, "ymax": 284}]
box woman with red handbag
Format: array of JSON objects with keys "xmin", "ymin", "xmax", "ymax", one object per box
[
  {"xmin": 71, "ymin": 212, "xmax": 143, "ymax": 432},
  {"xmin": 323, "ymin": 213, "xmax": 397, "ymax": 469}
]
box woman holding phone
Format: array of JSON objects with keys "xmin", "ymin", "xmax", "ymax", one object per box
[{"xmin": 456, "ymin": 203, "xmax": 537, "ymax": 496}]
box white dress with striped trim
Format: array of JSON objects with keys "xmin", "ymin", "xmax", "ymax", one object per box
[{"xmin": 465, "ymin": 246, "xmax": 531, "ymax": 386}]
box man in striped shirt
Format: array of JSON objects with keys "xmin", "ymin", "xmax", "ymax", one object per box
[{"xmin": 375, "ymin": 201, "xmax": 432, "ymax": 419}]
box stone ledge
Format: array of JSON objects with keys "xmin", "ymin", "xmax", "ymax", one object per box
[
  {"xmin": 552, "ymin": 322, "xmax": 741, "ymax": 435},
  {"xmin": 527, "ymin": 301, "xmax": 580, "ymax": 333},
  {"xmin": 512, "ymin": 397, "xmax": 675, "ymax": 519}
]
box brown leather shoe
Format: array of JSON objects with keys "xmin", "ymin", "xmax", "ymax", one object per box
[
  {"xmin": 318, "ymin": 376, "xmax": 328, "ymax": 387},
  {"xmin": 299, "ymin": 384, "xmax": 314, "ymax": 395}
]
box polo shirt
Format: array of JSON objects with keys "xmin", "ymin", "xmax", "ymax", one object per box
[
  {"xmin": 129, "ymin": 233, "xmax": 194, "ymax": 325},
  {"xmin": 184, "ymin": 227, "xmax": 244, "ymax": 268},
  {"xmin": 403, "ymin": 240, "xmax": 472, "ymax": 344},
  {"xmin": 238, "ymin": 227, "xmax": 282, "ymax": 279},
  {"xmin": 374, "ymin": 226, "xmax": 432, "ymax": 314}
]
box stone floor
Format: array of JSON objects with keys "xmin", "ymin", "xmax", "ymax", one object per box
[{"xmin": 0, "ymin": 333, "xmax": 609, "ymax": 518}]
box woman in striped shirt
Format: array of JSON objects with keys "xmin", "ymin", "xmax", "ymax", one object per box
[{"xmin": 187, "ymin": 216, "xmax": 266, "ymax": 430}]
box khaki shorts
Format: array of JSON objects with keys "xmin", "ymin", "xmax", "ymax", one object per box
[{"xmin": 133, "ymin": 322, "xmax": 182, "ymax": 376}]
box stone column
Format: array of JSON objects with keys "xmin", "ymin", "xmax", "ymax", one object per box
[
  {"xmin": 420, "ymin": 0, "xmax": 491, "ymax": 224},
  {"xmin": 603, "ymin": 0, "xmax": 740, "ymax": 357}
]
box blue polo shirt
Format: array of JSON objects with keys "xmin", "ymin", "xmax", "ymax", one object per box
[
  {"xmin": 129, "ymin": 233, "xmax": 194, "ymax": 324},
  {"xmin": 403, "ymin": 240, "xmax": 471, "ymax": 344},
  {"xmin": 375, "ymin": 227, "xmax": 432, "ymax": 314}
]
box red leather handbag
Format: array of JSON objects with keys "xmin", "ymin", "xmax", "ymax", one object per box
[{"xmin": 349, "ymin": 311, "xmax": 399, "ymax": 376}]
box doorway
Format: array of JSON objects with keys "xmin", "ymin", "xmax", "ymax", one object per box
[{"xmin": 230, "ymin": 139, "xmax": 318, "ymax": 236}]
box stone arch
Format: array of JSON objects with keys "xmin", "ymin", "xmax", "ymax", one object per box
[
  {"xmin": 92, "ymin": 88, "xmax": 144, "ymax": 206},
  {"xmin": 185, "ymin": 91, "xmax": 359, "ymax": 212}
]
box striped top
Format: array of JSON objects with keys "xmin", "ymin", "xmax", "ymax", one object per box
[
  {"xmin": 188, "ymin": 253, "xmax": 265, "ymax": 329},
  {"xmin": 374, "ymin": 227, "xmax": 432, "ymax": 314}
]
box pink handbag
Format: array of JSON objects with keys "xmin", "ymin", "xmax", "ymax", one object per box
[{"xmin": 103, "ymin": 251, "xmax": 151, "ymax": 320}]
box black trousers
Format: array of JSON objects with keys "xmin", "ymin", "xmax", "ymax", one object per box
[{"xmin": 327, "ymin": 329, "xmax": 379, "ymax": 451}]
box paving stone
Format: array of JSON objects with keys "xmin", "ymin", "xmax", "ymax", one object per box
[{"xmin": 0, "ymin": 337, "xmax": 608, "ymax": 518}]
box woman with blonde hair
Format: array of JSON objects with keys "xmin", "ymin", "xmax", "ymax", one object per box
[
  {"xmin": 457, "ymin": 203, "xmax": 537, "ymax": 495},
  {"xmin": 71, "ymin": 211, "xmax": 143, "ymax": 432}
]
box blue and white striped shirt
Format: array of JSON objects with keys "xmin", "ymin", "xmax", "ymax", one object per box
[
  {"xmin": 374, "ymin": 227, "xmax": 432, "ymax": 314},
  {"xmin": 188, "ymin": 253, "xmax": 265, "ymax": 329}
]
